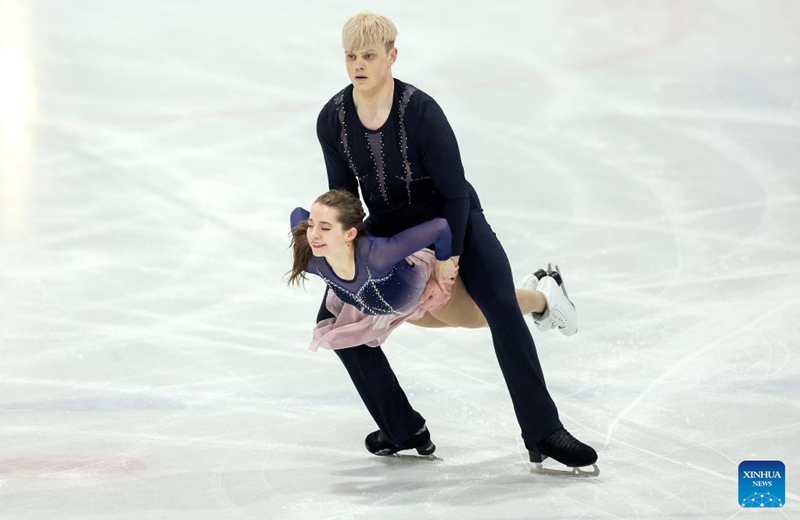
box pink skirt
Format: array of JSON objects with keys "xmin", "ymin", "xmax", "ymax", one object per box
[{"xmin": 309, "ymin": 249, "xmax": 437, "ymax": 351}]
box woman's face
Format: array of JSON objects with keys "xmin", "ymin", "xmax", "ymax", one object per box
[{"xmin": 306, "ymin": 203, "xmax": 353, "ymax": 257}]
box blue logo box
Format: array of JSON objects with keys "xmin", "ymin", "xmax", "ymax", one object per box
[{"xmin": 739, "ymin": 460, "xmax": 785, "ymax": 508}]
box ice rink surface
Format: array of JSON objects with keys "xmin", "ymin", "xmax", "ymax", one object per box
[{"xmin": 1, "ymin": 0, "xmax": 799, "ymax": 518}]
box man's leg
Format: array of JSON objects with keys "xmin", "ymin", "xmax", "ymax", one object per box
[
  {"xmin": 457, "ymin": 210, "xmax": 563, "ymax": 447},
  {"xmin": 317, "ymin": 291, "xmax": 426, "ymax": 446}
]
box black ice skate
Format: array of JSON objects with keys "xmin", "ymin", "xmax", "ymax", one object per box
[
  {"xmin": 528, "ymin": 428, "xmax": 599, "ymax": 477},
  {"xmin": 365, "ymin": 427, "xmax": 436, "ymax": 458}
]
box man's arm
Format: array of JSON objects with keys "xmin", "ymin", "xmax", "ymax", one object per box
[
  {"xmin": 316, "ymin": 107, "xmax": 359, "ymax": 195},
  {"xmin": 417, "ymin": 100, "xmax": 471, "ymax": 256}
]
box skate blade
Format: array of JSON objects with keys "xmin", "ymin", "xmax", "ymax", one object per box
[
  {"xmin": 532, "ymin": 462, "xmax": 599, "ymax": 478},
  {"xmin": 384, "ymin": 453, "xmax": 443, "ymax": 462}
]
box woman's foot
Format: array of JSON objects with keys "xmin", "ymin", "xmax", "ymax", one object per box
[
  {"xmin": 520, "ymin": 268, "xmax": 552, "ymax": 331},
  {"xmin": 534, "ymin": 264, "xmax": 578, "ymax": 336}
]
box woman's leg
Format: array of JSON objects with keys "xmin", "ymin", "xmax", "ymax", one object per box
[
  {"xmin": 407, "ymin": 313, "xmax": 450, "ymax": 328},
  {"xmin": 515, "ymin": 288, "xmax": 547, "ymax": 317},
  {"xmin": 422, "ymin": 279, "xmax": 548, "ymax": 329}
]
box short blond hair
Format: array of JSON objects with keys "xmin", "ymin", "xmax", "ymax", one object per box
[{"xmin": 342, "ymin": 12, "xmax": 398, "ymax": 52}]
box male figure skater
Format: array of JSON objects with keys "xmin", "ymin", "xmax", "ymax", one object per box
[{"xmin": 315, "ymin": 12, "xmax": 597, "ymax": 474}]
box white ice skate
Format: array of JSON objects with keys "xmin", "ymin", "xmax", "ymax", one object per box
[
  {"xmin": 535, "ymin": 265, "xmax": 578, "ymax": 336},
  {"xmin": 520, "ymin": 268, "xmax": 552, "ymax": 332}
]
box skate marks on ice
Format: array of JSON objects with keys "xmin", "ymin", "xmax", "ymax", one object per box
[
  {"xmin": 592, "ymin": 116, "xmax": 800, "ymax": 482},
  {"xmin": 326, "ymin": 452, "xmax": 593, "ymax": 514},
  {"xmin": 601, "ymin": 298, "xmax": 800, "ymax": 446}
]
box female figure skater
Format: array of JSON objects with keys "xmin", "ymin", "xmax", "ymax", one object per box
[{"xmin": 288, "ymin": 189, "xmax": 576, "ymax": 353}]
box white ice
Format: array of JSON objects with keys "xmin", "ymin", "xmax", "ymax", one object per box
[{"xmin": 1, "ymin": 0, "xmax": 799, "ymax": 518}]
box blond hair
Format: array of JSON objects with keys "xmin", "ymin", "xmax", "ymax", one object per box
[{"xmin": 342, "ymin": 12, "xmax": 398, "ymax": 52}]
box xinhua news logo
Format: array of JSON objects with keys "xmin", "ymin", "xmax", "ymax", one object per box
[{"xmin": 739, "ymin": 460, "xmax": 785, "ymax": 508}]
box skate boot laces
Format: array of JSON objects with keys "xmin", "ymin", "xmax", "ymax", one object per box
[
  {"xmin": 546, "ymin": 429, "xmax": 583, "ymax": 451},
  {"xmin": 529, "ymin": 428, "xmax": 600, "ymax": 477}
]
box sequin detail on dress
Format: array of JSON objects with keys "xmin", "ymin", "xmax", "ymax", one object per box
[{"xmin": 315, "ymin": 265, "xmax": 409, "ymax": 315}]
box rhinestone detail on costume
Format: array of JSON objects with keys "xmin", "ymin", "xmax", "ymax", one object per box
[
  {"xmin": 338, "ymin": 103, "xmax": 360, "ymax": 179},
  {"xmin": 315, "ymin": 265, "xmax": 408, "ymax": 316},
  {"xmin": 366, "ymin": 132, "xmax": 389, "ymax": 204},
  {"xmin": 397, "ymin": 85, "xmax": 418, "ymax": 204}
]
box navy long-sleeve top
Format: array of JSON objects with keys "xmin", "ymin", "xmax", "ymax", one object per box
[
  {"xmin": 291, "ymin": 208, "xmax": 452, "ymax": 315},
  {"xmin": 316, "ymin": 78, "xmax": 476, "ymax": 256}
]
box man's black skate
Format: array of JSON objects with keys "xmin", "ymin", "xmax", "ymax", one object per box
[
  {"xmin": 528, "ymin": 428, "xmax": 599, "ymax": 477},
  {"xmin": 365, "ymin": 428, "xmax": 436, "ymax": 457}
]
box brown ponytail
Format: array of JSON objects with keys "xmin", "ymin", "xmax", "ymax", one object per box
[{"xmin": 287, "ymin": 220, "xmax": 312, "ymax": 286}]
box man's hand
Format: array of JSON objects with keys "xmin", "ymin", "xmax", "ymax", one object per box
[
  {"xmin": 434, "ymin": 259, "xmax": 458, "ymax": 292},
  {"xmin": 419, "ymin": 277, "xmax": 452, "ymax": 311}
]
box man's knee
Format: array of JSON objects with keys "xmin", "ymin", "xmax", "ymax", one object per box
[{"xmin": 472, "ymin": 291, "xmax": 519, "ymax": 319}]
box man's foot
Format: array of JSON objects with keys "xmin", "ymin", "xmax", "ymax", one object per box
[
  {"xmin": 528, "ymin": 428, "xmax": 599, "ymax": 477},
  {"xmin": 365, "ymin": 427, "xmax": 436, "ymax": 456},
  {"xmin": 535, "ymin": 265, "xmax": 577, "ymax": 336}
]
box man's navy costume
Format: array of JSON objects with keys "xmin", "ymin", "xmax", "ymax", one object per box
[{"xmin": 316, "ymin": 78, "xmax": 563, "ymax": 449}]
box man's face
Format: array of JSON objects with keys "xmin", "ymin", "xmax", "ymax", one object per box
[{"xmin": 345, "ymin": 45, "xmax": 396, "ymax": 93}]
